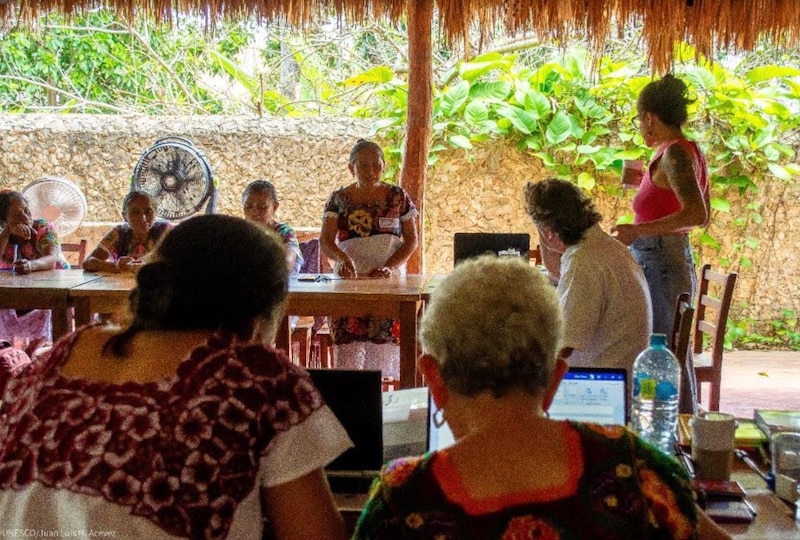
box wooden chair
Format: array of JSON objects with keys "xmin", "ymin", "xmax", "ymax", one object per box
[
  {"xmin": 670, "ymin": 292, "xmax": 698, "ymax": 415},
  {"xmin": 291, "ymin": 238, "xmax": 332, "ymax": 367},
  {"xmin": 61, "ymin": 239, "xmax": 87, "ymax": 268},
  {"xmin": 692, "ymin": 264, "xmax": 738, "ymax": 412},
  {"xmin": 529, "ymin": 245, "xmax": 542, "ymax": 266}
]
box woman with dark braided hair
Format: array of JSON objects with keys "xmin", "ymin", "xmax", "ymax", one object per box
[
  {"xmin": 0, "ymin": 215, "xmax": 351, "ymax": 539},
  {"xmin": 612, "ymin": 74, "xmax": 710, "ymax": 336}
]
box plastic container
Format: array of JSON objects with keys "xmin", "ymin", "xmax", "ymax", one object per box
[{"xmin": 631, "ymin": 333, "xmax": 680, "ymax": 453}]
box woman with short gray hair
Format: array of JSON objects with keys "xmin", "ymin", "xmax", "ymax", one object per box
[{"xmin": 354, "ymin": 255, "xmax": 729, "ymax": 540}]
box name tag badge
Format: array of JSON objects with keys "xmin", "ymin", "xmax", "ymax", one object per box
[{"xmin": 378, "ymin": 217, "xmax": 400, "ymax": 231}]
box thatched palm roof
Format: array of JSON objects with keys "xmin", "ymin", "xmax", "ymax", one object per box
[{"xmin": 2, "ymin": 0, "xmax": 799, "ymax": 73}]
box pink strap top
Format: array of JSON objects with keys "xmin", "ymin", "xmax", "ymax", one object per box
[{"xmin": 632, "ymin": 139, "xmax": 709, "ymax": 229}]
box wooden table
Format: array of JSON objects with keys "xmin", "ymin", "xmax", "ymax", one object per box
[
  {"xmin": 0, "ymin": 269, "xmax": 104, "ymax": 339},
  {"xmin": 722, "ymin": 455, "xmax": 800, "ymax": 539},
  {"xmin": 69, "ymin": 273, "xmax": 137, "ymax": 327},
  {"xmin": 277, "ymin": 274, "xmax": 429, "ymax": 389},
  {"xmin": 69, "ymin": 273, "xmax": 431, "ymax": 388}
]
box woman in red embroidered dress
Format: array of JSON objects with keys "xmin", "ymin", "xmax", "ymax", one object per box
[
  {"xmin": 353, "ymin": 256, "xmax": 730, "ymax": 540},
  {"xmin": 612, "ymin": 74, "xmax": 710, "ymax": 337},
  {"xmin": 0, "ymin": 215, "xmax": 351, "ymax": 539}
]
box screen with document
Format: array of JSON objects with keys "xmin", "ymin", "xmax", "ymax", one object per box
[{"xmin": 427, "ymin": 367, "xmax": 628, "ymax": 453}]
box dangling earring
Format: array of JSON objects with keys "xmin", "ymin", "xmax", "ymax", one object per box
[{"xmin": 433, "ymin": 407, "xmax": 446, "ymax": 428}]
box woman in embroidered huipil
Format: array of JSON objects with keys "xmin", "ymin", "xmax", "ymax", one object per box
[
  {"xmin": 612, "ymin": 74, "xmax": 710, "ymax": 336},
  {"xmin": 0, "ymin": 215, "xmax": 352, "ymax": 539},
  {"xmin": 83, "ymin": 190, "xmax": 172, "ymax": 273},
  {"xmin": 319, "ymin": 139, "xmax": 418, "ymax": 379},
  {"xmin": 242, "ymin": 180, "xmax": 303, "ymax": 274},
  {"xmin": 0, "ymin": 190, "xmax": 68, "ymax": 343},
  {"xmin": 354, "ymin": 256, "xmax": 730, "ymax": 540}
]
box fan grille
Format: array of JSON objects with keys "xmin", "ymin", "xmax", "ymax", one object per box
[
  {"xmin": 22, "ymin": 176, "xmax": 87, "ymax": 236},
  {"xmin": 131, "ymin": 140, "xmax": 214, "ymax": 220}
]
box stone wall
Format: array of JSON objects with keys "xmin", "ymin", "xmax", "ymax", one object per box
[{"xmin": 1, "ymin": 114, "xmax": 797, "ymax": 339}]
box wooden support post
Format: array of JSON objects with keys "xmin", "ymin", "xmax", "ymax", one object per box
[{"xmin": 402, "ymin": 0, "xmax": 433, "ymax": 274}]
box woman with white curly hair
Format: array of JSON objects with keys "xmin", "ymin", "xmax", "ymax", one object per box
[{"xmin": 353, "ymin": 255, "xmax": 729, "ymax": 540}]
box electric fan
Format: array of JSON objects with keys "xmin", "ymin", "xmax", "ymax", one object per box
[
  {"xmin": 21, "ymin": 176, "xmax": 87, "ymax": 235},
  {"xmin": 130, "ymin": 137, "xmax": 216, "ymax": 220}
]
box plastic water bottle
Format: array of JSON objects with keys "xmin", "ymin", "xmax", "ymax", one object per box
[{"xmin": 631, "ymin": 333, "xmax": 680, "ymax": 454}]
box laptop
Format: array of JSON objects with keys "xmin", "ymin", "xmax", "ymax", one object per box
[
  {"xmin": 453, "ymin": 233, "xmax": 530, "ymax": 266},
  {"xmin": 427, "ymin": 367, "xmax": 629, "ymax": 452},
  {"xmin": 306, "ymin": 368, "xmax": 383, "ymax": 493},
  {"xmin": 548, "ymin": 367, "xmax": 629, "ymax": 425}
]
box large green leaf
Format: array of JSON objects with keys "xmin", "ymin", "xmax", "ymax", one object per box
[
  {"xmin": 342, "ymin": 66, "xmax": 394, "ymax": 86},
  {"xmin": 440, "ymin": 80, "xmax": 470, "ymax": 116},
  {"xmin": 576, "ymin": 172, "xmax": 596, "ymax": 190},
  {"xmin": 768, "ymin": 162, "xmax": 794, "ymax": 181},
  {"xmin": 746, "ymin": 65, "xmax": 800, "ymax": 84},
  {"xmin": 469, "ymin": 81, "xmax": 512, "ymax": 101},
  {"xmin": 545, "ymin": 111, "xmax": 572, "ymax": 144},
  {"xmin": 710, "ymin": 197, "xmax": 731, "ymax": 212},
  {"xmin": 449, "ymin": 134, "xmax": 473, "ymax": 149},
  {"xmin": 496, "ymin": 104, "xmax": 537, "ymax": 134},
  {"xmin": 464, "ymin": 100, "xmax": 489, "ymax": 126},
  {"xmin": 520, "ymin": 89, "xmax": 551, "ymax": 119},
  {"xmin": 459, "ymin": 52, "xmax": 515, "ymax": 82}
]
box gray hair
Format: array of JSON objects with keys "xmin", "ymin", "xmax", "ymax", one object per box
[{"xmin": 420, "ymin": 255, "xmax": 563, "ymax": 398}]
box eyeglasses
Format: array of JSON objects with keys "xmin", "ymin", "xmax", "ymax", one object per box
[{"xmin": 631, "ymin": 115, "xmax": 640, "ymax": 129}]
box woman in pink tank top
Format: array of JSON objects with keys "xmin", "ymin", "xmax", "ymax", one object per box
[{"xmin": 612, "ymin": 75, "xmax": 710, "ymax": 336}]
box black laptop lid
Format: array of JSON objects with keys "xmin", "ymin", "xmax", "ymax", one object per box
[
  {"xmin": 453, "ymin": 233, "xmax": 530, "ymax": 266},
  {"xmin": 306, "ymin": 368, "xmax": 383, "ymax": 474}
]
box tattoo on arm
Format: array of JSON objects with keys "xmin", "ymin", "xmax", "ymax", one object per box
[{"xmin": 663, "ymin": 144, "xmax": 699, "ymax": 201}]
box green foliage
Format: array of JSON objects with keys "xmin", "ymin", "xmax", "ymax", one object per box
[
  {"xmin": 344, "ymin": 43, "xmax": 799, "ymax": 274},
  {"xmin": 3, "ymin": 16, "xmax": 800, "ymax": 347},
  {"xmin": 728, "ymin": 310, "xmax": 800, "ymax": 350}
]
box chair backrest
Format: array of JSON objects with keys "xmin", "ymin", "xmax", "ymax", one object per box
[
  {"xmin": 298, "ymin": 238, "xmax": 320, "ymax": 274},
  {"xmin": 61, "ymin": 239, "xmax": 88, "ymax": 268},
  {"xmin": 670, "ymin": 292, "xmax": 697, "ymax": 415},
  {"xmin": 692, "ymin": 264, "xmax": 738, "ymax": 364}
]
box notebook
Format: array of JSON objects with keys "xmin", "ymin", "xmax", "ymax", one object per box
[
  {"xmin": 427, "ymin": 367, "xmax": 628, "ymax": 452},
  {"xmin": 306, "ymin": 368, "xmax": 383, "ymax": 493},
  {"xmin": 453, "ymin": 233, "xmax": 530, "ymax": 266}
]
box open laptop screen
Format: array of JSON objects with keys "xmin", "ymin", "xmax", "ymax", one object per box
[
  {"xmin": 548, "ymin": 367, "xmax": 628, "ymax": 425},
  {"xmin": 453, "ymin": 233, "xmax": 530, "ymax": 266},
  {"xmin": 306, "ymin": 368, "xmax": 383, "ymax": 475},
  {"xmin": 427, "ymin": 367, "xmax": 628, "ymax": 453}
]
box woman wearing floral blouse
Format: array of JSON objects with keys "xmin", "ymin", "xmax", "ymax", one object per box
[{"xmin": 354, "ymin": 256, "xmax": 730, "ymax": 540}]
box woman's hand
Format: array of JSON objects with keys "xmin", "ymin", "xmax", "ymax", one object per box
[
  {"xmin": 370, "ymin": 266, "xmax": 394, "ymax": 278},
  {"xmin": 337, "ymin": 256, "xmax": 357, "ymax": 279},
  {"xmin": 611, "ymin": 224, "xmax": 639, "ymax": 246},
  {"xmin": 8, "ymin": 223, "xmax": 33, "ymax": 242},
  {"xmin": 116, "ymin": 256, "xmax": 143, "ymax": 273},
  {"xmin": 13, "ymin": 258, "xmax": 32, "ymax": 274}
]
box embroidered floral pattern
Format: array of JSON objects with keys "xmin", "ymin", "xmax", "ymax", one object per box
[
  {"xmin": 0, "ymin": 330, "xmax": 323, "ymax": 539},
  {"xmin": 501, "ymin": 515, "xmax": 559, "ymax": 540},
  {"xmin": 323, "ymin": 183, "xmax": 417, "ymax": 346},
  {"xmin": 353, "ymin": 422, "xmax": 699, "ymax": 540}
]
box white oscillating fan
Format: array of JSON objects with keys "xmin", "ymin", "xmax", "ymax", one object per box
[
  {"xmin": 130, "ymin": 137, "xmax": 216, "ymax": 220},
  {"xmin": 22, "ymin": 176, "xmax": 87, "ymax": 235}
]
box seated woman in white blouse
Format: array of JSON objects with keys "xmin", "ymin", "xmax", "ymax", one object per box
[{"xmin": 0, "ymin": 214, "xmax": 352, "ymax": 540}]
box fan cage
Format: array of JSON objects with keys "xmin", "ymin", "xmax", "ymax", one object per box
[
  {"xmin": 22, "ymin": 176, "xmax": 87, "ymax": 236},
  {"xmin": 131, "ymin": 138, "xmax": 215, "ymax": 221}
]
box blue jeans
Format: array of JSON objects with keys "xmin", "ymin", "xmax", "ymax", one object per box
[{"xmin": 630, "ymin": 234, "xmax": 696, "ymax": 336}]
